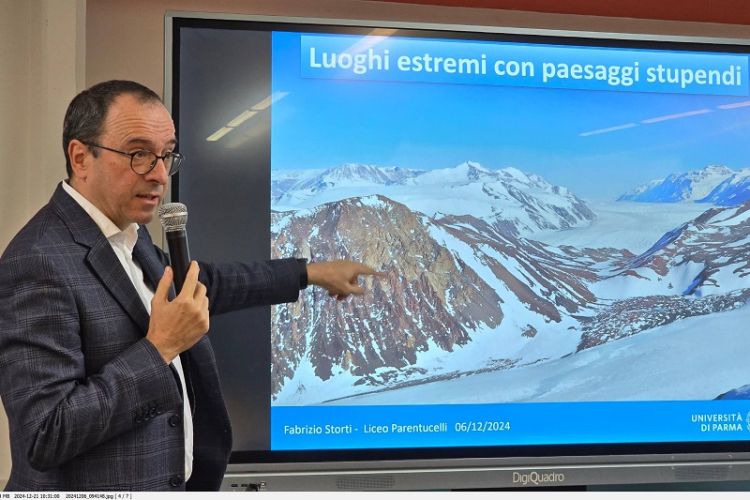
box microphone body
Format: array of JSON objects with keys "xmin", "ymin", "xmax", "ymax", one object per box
[
  {"xmin": 165, "ymin": 229, "xmax": 191, "ymax": 294},
  {"xmin": 158, "ymin": 203, "xmax": 191, "ymax": 294}
]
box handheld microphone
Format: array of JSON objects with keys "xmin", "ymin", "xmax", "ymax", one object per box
[{"xmin": 157, "ymin": 202, "xmax": 190, "ymax": 294}]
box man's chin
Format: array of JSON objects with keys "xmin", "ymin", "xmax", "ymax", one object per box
[{"xmin": 133, "ymin": 212, "xmax": 156, "ymax": 226}]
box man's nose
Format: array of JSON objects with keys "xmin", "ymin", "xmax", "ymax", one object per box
[{"xmin": 146, "ymin": 157, "xmax": 169, "ymax": 184}]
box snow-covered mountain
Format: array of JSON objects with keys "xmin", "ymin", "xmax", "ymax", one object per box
[
  {"xmin": 271, "ymin": 196, "xmax": 750, "ymax": 405},
  {"xmin": 271, "ymin": 163, "xmax": 418, "ymax": 205},
  {"xmin": 579, "ymin": 202, "xmax": 750, "ymax": 350},
  {"xmin": 698, "ymin": 169, "xmax": 750, "ymax": 206},
  {"xmin": 273, "ymin": 161, "xmax": 595, "ymax": 237},
  {"xmin": 270, "ymin": 194, "xmax": 628, "ymax": 403},
  {"xmin": 271, "ymin": 169, "xmax": 320, "ymax": 200},
  {"xmin": 617, "ymin": 165, "xmax": 736, "ymax": 203},
  {"xmin": 289, "ymin": 163, "xmax": 420, "ymax": 192},
  {"xmin": 598, "ymin": 201, "xmax": 750, "ymax": 299}
]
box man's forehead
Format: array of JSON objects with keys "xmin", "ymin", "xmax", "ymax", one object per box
[
  {"xmin": 103, "ymin": 94, "xmax": 175, "ymax": 142},
  {"xmin": 108, "ymin": 92, "xmax": 167, "ymax": 114}
]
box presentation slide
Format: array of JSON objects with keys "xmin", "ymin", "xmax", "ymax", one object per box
[{"xmin": 267, "ymin": 31, "xmax": 750, "ymax": 450}]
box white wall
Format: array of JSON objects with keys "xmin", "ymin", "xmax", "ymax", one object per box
[{"xmin": 0, "ymin": 0, "xmax": 85, "ymax": 488}]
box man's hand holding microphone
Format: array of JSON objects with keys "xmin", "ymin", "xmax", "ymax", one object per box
[{"xmin": 146, "ymin": 262, "xmax": 209, "ymax": 364}]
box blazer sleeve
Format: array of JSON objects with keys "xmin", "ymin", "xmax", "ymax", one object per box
[
  {"xmin": 198, "ymin": 257, "xmax": 305, "ymax": 315},
  {"xmin": 0, "ymin": 251, "xmax": 182, "ymax": 472}
]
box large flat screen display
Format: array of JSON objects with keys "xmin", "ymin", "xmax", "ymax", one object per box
[{"xmin": 168, "ymin": 13, "xmax": 750, "ymax": 490}]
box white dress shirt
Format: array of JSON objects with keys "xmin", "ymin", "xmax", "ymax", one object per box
[{"xmin": 62, "ymin": 180, "xmax": 194, "ymax": 481}]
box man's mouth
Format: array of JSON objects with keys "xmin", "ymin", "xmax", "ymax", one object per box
[{"xmin": 137, "ymin": 194, "xmax": 161, "ymax": 203}]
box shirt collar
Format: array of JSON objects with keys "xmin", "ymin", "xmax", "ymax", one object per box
[{"xmin": 61, "ymin": 180, "xmax": 139, "ymax": 252}]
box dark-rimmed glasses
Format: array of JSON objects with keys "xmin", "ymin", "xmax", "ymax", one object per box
[{"xmin": 83, "ymin": 141, "xmax": 184, "ymax": 176}]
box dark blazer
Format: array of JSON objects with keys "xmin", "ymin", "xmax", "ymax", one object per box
[{"xmin": 0, "ymin": 184, "xmax": 304, "ymax": 491}]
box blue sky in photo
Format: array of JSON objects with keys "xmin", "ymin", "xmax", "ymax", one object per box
[{"xmin": 271, "ymin": 32, "xmax": 750, "ymax": 199}]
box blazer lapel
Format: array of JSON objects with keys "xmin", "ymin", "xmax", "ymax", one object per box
[
  {"xmin": 50, "ymin": 183, "xmax": 151, "ymax": 333},
  {"xmin": 87, "ymin": 240, "xmax": 151, "ymax": 333},
  {"xmin": 132, "ymin": 226, "xmax": 171, "ymax": 298}
]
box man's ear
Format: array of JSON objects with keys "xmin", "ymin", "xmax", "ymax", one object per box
[{"xmin": 68, "ymin": 139, "xmax": 90, "ymax": 181}]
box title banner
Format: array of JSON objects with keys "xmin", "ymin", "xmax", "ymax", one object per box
[{"xmin": 300, "ymin": 34, "xmax": 750, "ymax": 96}]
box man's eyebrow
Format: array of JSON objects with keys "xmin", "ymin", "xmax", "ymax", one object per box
[{"xmin": 123, "ymin": 137, "xmax": 178, "ymax": 148}]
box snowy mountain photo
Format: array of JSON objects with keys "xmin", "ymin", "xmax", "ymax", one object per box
[
  {"xmin": 270, "ymin": 160, "xmax": 750, "ymax": 405},
  {"xmin": 267, "ymin": 41, "xmax": 750, "ymax": 408}
]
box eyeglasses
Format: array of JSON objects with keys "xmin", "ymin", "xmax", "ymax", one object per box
[{"xmin": 83, "ymin": 141, "xmax": 184, "ymax": 176}]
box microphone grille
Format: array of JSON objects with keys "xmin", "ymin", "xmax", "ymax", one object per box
[{"xmin": 158, "ymin": 202, "xmax": 188, "ymax": 232}]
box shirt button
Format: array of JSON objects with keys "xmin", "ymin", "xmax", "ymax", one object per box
[{"xmin": 168, "ymin": 414, "xmax": 182, "ymax": 427}]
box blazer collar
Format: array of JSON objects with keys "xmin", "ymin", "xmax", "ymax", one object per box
[{"xmin": 50, "ymin": 183, "xmax": 159, "ymax": 332}]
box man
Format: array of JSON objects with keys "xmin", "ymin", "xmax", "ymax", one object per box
[{"xmin": 0, "ymin": 80, "xmax": 377, "ymax": 491}]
